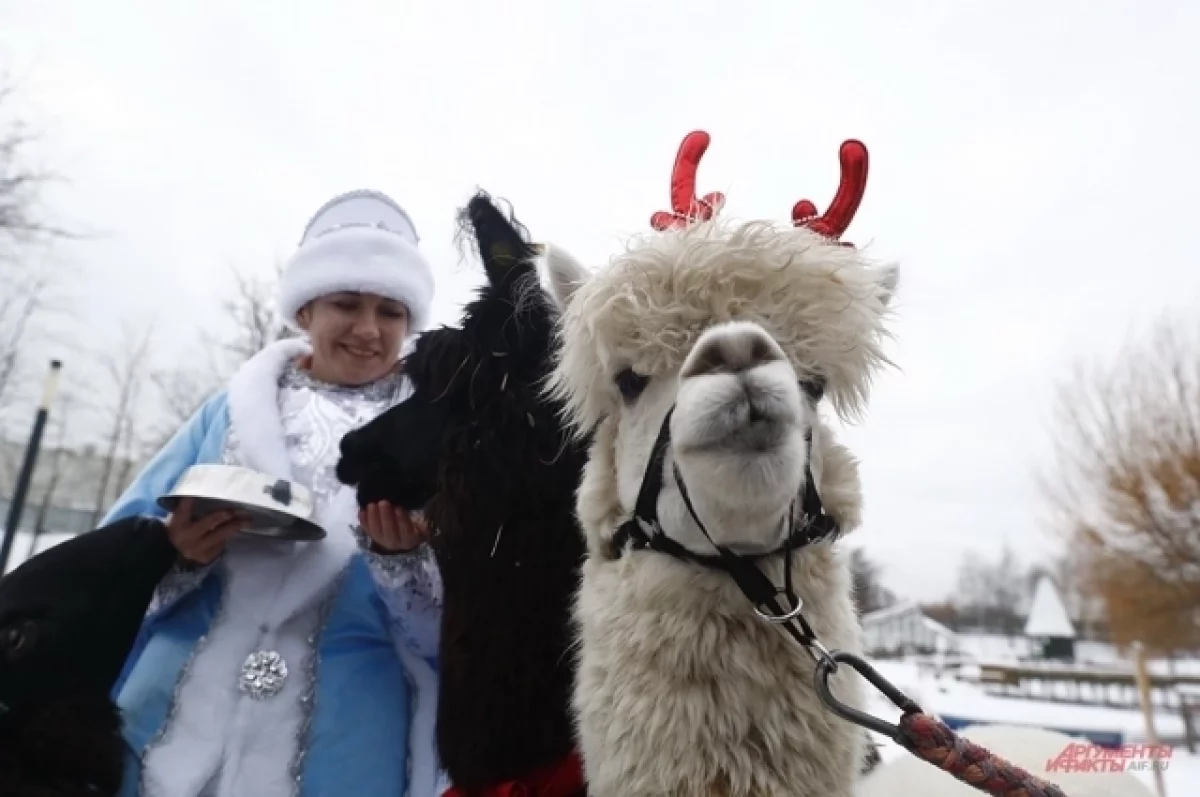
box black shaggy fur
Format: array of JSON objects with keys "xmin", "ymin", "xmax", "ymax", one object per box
[
  {"xmin": 0, "ymin": 516, "xmax": 178, "ymax": 796},
  {"xmin": 338, "ymin": 192, "xmax": 590, "ymax": 796}
]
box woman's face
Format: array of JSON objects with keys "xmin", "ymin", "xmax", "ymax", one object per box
[{"xmin": 297, "ymin": 292, "xmax": 409, "ymax": 385}]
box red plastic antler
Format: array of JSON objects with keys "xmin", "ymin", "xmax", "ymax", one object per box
[
  {"xmin": 791, "ymin": 140, "xmax": 869, "ymax": 245},
  {"xmin": 650, "ymin": 131, "xmax": 726, "ymax": 231}
]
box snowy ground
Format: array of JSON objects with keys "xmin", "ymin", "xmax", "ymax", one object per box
[
  {"xmin": 1, "ymin": 529, "xmax": 74, "ymax": 574},
  {"xmin": 861, "ymin": 659, "xmax": 1199, "ymax": 795}
]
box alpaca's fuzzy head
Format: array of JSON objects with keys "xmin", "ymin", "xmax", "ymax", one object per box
[
  {"xmin": 0, "ymin": 517, "xmax": 176, "ymax": 728},
  {"xmin": 546, "ymin": 218, "xmax": 897, "ymax": 556},
  {"xmin": 338, "ymin": 190, "xmax": 585, "ymax": 528}
]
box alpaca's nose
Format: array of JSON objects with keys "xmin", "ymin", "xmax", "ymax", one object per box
[{"xmin": 681, "ymin": 321, "xmax": 786, "ymax": 379}]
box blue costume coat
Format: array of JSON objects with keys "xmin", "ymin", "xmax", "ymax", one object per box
[{"xmin": 102, "ymin": 339, "xmax": 443, "ymax": 797}]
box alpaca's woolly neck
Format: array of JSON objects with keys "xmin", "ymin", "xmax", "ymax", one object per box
[{"xmin": 570, "ymin": 417, "xmax": 869, "ymax": 797}]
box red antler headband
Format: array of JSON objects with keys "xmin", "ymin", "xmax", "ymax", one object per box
[
  {"xmin": 649, "ymin": 132, "xmax": 869, "ymax": 246},
  {"xmin": 791, "ymin": 140, "xmax": 869, "ymax": 247},
  {"xmin": 649, "ymin": 131, "xmax": 726, "ymax": 231}
]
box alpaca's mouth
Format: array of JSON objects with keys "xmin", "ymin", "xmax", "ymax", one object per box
[
  {"xmin": 718, "ymin": 415, "xmax": 790, "ymax": 453},
  {"xmin": 677, "ymin": 390, "xmax": 795, "ymax": 453},
  {"xmin": 733, "ymin": 415, "xmax": 789, "ymax": 452}
]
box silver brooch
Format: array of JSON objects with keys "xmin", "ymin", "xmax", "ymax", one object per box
[{"xmin": 239, "ymin": 650, "xmax": 289, "ymax": 700}]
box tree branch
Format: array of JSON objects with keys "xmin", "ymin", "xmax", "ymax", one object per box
[{"xmin": 1044, "ymin": 314, "xmax": 1200, "ymax": 653}]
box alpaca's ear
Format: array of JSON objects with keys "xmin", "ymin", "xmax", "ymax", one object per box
[
  {"xmin": 542, "ymin": 243, "xmax": 588, "ymax": 310},
  {"xmin": 878, "ymin": 265, "xmax": 898, "ymax": 308},
  {"xmin": 464, "ymin": 191, "xmax": 534, "ymax": 287}
]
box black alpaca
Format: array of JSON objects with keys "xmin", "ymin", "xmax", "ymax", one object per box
[
  {"xmin": 338, "ymin": 192, "xmax": 589, "ymax": 796},
  {"xmin": 0, "ymin": 517, "xmax": 178, "ymax": 797}
]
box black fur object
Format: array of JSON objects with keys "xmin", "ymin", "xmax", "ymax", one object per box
[
  {"xmin": 338, "ymin": 192, "xmax": 590, "ymax": 795},
  {"xmin": 0, "ymin": 516, "xmax": 178, "ymax": 796},
  {"xmin": 860, "ymin": 737, "xmax": 883, "ymax": 775}
]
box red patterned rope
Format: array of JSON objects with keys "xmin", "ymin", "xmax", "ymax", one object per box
[{"xmin": 896, "ymin": 712, "xmax": 1070, "ymax": 797}]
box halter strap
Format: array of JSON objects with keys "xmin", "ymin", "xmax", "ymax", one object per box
[{"xmin": 609, "ymin": 404, "xmax": 839, "ymax": 645}]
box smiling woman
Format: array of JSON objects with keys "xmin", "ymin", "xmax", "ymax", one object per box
[
  {"xmin": 91, "ymin": 189, "xmax": 446, "ymax": 797},
  {"xmin": 297, "ymin": 292, "xmax": 410, "ymax": 386}
]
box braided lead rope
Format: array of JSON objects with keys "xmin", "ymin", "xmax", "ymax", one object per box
[
  {"xmin": 896, "ymin": 712, "xmax": 1069, "ymax": 797},
  {"xmin": 813, "ymin": 653, "xmax": 1073, "ymax": 796}
]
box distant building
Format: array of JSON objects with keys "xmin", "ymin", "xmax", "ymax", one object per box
[
  {"xmin": 1023, "ymin": 575, "xmax": 1077, "ymax": 661},
  {"xmin": 0, "ymin": 438, "xmax": 143, "ymax": 573},
  {"xmin": 861, "ymin": 601, "xmax": 960, "ymax": 657}
]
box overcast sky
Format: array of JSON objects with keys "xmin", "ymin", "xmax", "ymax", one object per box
[{"xmin": 3, "ymin": 1, "xmax": 1198, "ymax": 601}]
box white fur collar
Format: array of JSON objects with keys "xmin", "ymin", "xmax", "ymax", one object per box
[
  {"xmin": 226, "ymin": 337, "xmax": 313, "ymax": 480},
  {"xmin": 222, "ymin": 336, "xmax": 361, "ymax": 625}
]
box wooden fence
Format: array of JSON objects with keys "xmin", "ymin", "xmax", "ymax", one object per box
[{"xmin": 970, "ymin": 663, "xmax": 1199, "ymax": 750}]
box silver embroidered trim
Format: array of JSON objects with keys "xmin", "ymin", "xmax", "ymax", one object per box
[
  {"xmin": 354, "ymin": 524, "xmax": 443, "ymax": 664},
  {"xmin": 403, "ymin": 654, "xmax": 417, "ymax": 791},
  {"xmin": 221, "ymin": 425, "xmax": 242, "ymax": 466},
  {"xmin": 356, "ymin": 527, "xmax": 442, "ymax": 605},
  {"xmin": 148, "ymin": 560, "xmax": 215, "ymax": 615},
  {"xmin": 311, "ymin": 220, "xmax": 405, "ymax": 240},
  {"xmin": 277, "ymin": 363, "xmax": 408, "ymax": 534},
  {"xmin": 279, "ymin": 361, "xmax": 405, "ymax": 403},
  {"xmin": 140, "ymin": 562, "xmax": 232, "ymax": 797},
  {"xmin": 287, "ymin": 563, "xmax": 351, "ymax": 795},
  {"xmin": 298, "ymin": 188, "xmax": 419, "ymax": 245},
  {"xmin": 353, "ymin": 523, "xmax": 436, "ymax": 576}
]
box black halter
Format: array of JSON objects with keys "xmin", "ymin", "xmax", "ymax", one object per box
[
  {"xmin": 610, "ymin": 405, "xmax": 840, "ymax": 648},
  {"xmin": 605, "ymin": 387, "xmax": 953, "ymax": 763}
]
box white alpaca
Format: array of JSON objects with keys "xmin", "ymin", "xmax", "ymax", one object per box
[
  {"xmin": 544, "ymin": 136, "xmax": 898, "ymax": 796},
  {"xmin": 858, "ymin": 725, "xmax": 1155, "ymax": 797}
]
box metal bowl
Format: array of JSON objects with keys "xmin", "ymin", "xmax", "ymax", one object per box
[{"xmin": 157, "ymin": 464, "xmax": 326, "ymax": 542}]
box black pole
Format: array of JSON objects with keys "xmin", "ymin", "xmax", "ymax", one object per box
[{"xmin": 0, "ymin": 359, "xmax": 63, "ymax": 575}]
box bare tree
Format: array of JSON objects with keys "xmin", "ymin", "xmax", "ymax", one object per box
[
  {"xmin": 0, "ymin": 78, "xmax": 70, "ymax": 415},
  {"xmin": 991, "ymin": 545, "xmax": 1029, "ymax": 635},
  {"xmin": 210, "ymin": 262, "xmax": 291, "ymax": 365},
  {"xmin": 87, "ymin": 324, "xmax": 154, "ymax": 526},
  {"xmin": 1043, "ymin": 315, "xmax": 1200, "ymax": 655},
  {"xmin": 953, "ymin": 544, "xmax": 1028, "ymax": 636},
  {"xmin": 148, "ymin": 365, "xmax": 223, "ymax": 443},
  {"xmin": 848, "ymin": 547, "xmax": 896, "ymax": 614},
  {"xmin": 0, "ymin": 83, "xmax": 58, "ymax": 246},
  {"xmin": 149, "ymin": 261, "xmax": 292, "ymax": 443},
  {"xmin": 0, "ymin": 265, "xmax": 49, "ymax": 409}
]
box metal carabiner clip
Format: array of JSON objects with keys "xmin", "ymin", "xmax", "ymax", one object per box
[{"xmin": 813, "ymin": 651, "xmax": 923, "ymax": 740}]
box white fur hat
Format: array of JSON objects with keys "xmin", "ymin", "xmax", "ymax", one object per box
[{"xmin": 278, "ymin": 189, "xmax": 435, "ymax": 332}]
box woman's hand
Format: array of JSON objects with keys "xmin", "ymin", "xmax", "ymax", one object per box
[
  {"xmin": 360, "ymin": 501, "xmax": 430, "ymax": 554},
  {"xmin": 165, "ymin": 498, "xmax": 249, "ymax": 565}
]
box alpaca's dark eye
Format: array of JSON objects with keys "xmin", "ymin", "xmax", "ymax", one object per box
[
  {"xmin": 1, "ymin": 622, "xmax": 36, "ymax": 661},
  {"xmin": 801, "ymin": 376, "xmax": 826, "ymax": 403},
  {"xmin": 614, "ymin": 368, "xmax": 650, "ymax": 402}
]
